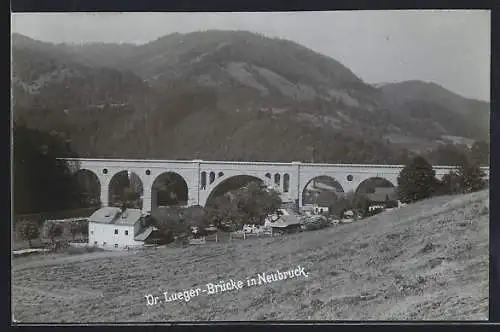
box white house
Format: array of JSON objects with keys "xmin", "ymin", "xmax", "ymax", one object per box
[
  {"xmin": 312, "ymin": 204, "xmax": 329, "ymax": 214},
  {"xmin": 88, "ymin": 207, "xmax": 153, "ymax": 249},
  {"xmin": 301, "ymin": 204, "xmax": 329, "ymax": 215},
  {"xmin": 368, "ymin": 204, "xmax": 386, "ymax": 212}
]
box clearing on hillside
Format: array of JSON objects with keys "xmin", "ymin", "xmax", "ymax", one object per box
[{"xmin": 12, "ymin": 190, "xmax": 489, "ymax": 322}]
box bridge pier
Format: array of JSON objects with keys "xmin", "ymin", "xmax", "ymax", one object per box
[
  {"xmin": 142, "ymin": 189, "xmax": 152, "ymax": 213},
  {"xmin": 292, "ymin": 162, "xmax": 302, "ymax": 210},
  {"xmin": 100, "ymin": 178, "xmax": 110, "ymax": 208}
]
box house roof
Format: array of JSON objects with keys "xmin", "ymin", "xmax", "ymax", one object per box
[
  {"xmin": 134, "ymin": 226, "xmax": 155, "ymax": 241},
  {"xmin": 374, "ymin": 187, "xmax": 396, "ymax": 195},
  {"xmin": 315, "ymin": 191, "xmax": 339, "ymax": 206},
  {"xmin": 366, "ymin": 187, "xmax": 398, "ymax": 202},
  {"xmin": 266, "ymin": 213, "xmax": 301, "ymax": 228},
  {"xmin": 88, "ymin": 207, "xmax": 143, "ymax": 226}
]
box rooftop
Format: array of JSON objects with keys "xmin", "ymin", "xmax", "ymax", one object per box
[
  {"xmin": 88, "ymin": 207, "xmax": 143, "ymax": 226},
  {"xmin": 134, "ymin": 226, "xmax": 155, "ymax": 241},
  {"xmin": 266, "ymin": 211, "xmax": 301, "ymax": 228},
  {"xmin": 366, "ymin": 187, "xmax": 399, "ymax": 203}
]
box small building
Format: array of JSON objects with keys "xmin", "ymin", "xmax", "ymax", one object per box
[
  {"xmin": 312, "ymin": 204, "xmax": 329, "ymax": 214},
  {"xmin": 366, "ymin": 187, "xmax": 398, "ymax": 204},
  {"xmin": 88, "ymin": 206, "xmax": 153, "ymax": 249},
  {"xmin": 368, "ymin": 204, "xmax": 386, "ymax": 212},
  {"xmin": 265, "ymin": 209, "xmax": 302, "ymax": 234},
  {"xmin": 301, "ymin": 204, "xmax": 329, "ymax": 215},
  {"xmin": 344, "ymin": 210, "xmax": 354, "ymax": 218}
]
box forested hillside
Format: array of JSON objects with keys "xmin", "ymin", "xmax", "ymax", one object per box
[{"xmin": 11, "ymin": 31, "xmax": 490, "ymax": 164}]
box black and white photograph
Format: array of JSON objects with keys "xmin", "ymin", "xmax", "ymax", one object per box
[{"xmin": 11, "ymin": 10, "xmax": 490, "ymax": 322}]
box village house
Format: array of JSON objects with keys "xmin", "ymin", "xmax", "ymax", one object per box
[
  {"xmin": 88, "ymin": 206, "xmax": 157, "ymax": 249},
  {"xmin": 366, "ymin": 187, "xmax": 399, "ymax": 206},
  {"xmin": 301, "ymin": 203, "xmax": 330, "ymax": 216},
  {"xmin": 264, "ymin": 208, "xmax": 302, "ymax": 234},
  {"xmin": 312, "ymin": 203, "xmax": 329, "ymax": 214}
]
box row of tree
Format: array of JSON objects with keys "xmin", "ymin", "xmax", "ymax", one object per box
[
  {"xmin": 397, "ymin": 155, "xmax": 487, "ymax": 204},
  {"xmin": 323, "ymin": 153, "xmax": 488, "ymax": 220}
]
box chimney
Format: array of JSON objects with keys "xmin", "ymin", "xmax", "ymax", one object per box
[{"xmin": 121, "ymin": 202, "xmax": 127, "ymax": 214}]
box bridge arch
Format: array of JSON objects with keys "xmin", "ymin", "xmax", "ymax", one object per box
[
  {"xmin": 355, "ymin": 177, "xmax": 396, "ymax": 194},
  {"xmin": 72, "ymin": 169, "xmax": 101, "ymax": 207},
  {"xmin": 355, "ymin": 176, "xmax": 397, "ymax": 204},
  {"xmin": 204, "ymin": 174, "xmax": 267, "ymax": 207},
  {"xmin": 108, "ymin": 170, "xmax": 144, "ymax": 209},
  {"xmin": 151, "ymin": 172, "xmax": 189, "ymax": 209},
  {"xmin": 301, "ymin": 175, "xmax": 344, "ymax": 207}
]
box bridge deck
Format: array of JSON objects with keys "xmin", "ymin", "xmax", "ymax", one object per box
[{"xmin": 59, "ymin": 158, "xmax": 488, "ymax": 171}]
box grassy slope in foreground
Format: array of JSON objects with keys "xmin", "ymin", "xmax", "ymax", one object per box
[{"xmin": 12, "ymin": 190, "xmax": 489, "ymax": 322}]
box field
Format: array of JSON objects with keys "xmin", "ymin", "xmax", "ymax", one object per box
[{"xmin": 12, "ymin": 190, "xmax": 489, "ymax": 322}]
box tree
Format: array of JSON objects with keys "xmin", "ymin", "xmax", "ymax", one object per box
[
  {"xmin": 70, "ymin": 221, "xmax": 87, "ymax": 240},
  {"xmin": 48, "ymin": 224, "xmax": 63, "ymax": 250},
  {"xmin": 245, "ymin": 182, "xmax": 282, "ymax": 223},
  {"xmin": 206, "ymin": 181, "xmax": 282, "ymax": 231},
  {"xmin": 397, "ymin": 156, "xmax": 438, "ymax": 203},
  {"xmin": 150, "ymin": 205, "xmax": 209, "ymax": 243},
  {"xmin": 470, "ymin": 140, "xmax": 489, "ymax": 166},
  {"xmin": 17, "ymin": 220, "xmax": 40, "ymax": 248},
  {"xmin": 455, "ymin": 159, "xmax": 487, "ymax": 193},
  {"xmin": 206, "ymin": 195, "xmax": 245, "ymax": 231},
  {"xmin": 70, "ymin": 223, "xmax": 79, "ymax": 241},
  {"xmin": 329, "ymin": 195, "xmax": 350, "ymax": 219},
  {"xmin": 438, "ymin": 171, "xmax": 462, "ymax": 195},
  {"xmin": 153, "ymin": 173, "xmax": 188, "ymax": 206},
  {"xmin": 328, "ymin": 191, "xmax": 369, "ymax": 219},
  {"xmin": 13, "ymin": 123, "xmax": 80, "ymax": 216}
]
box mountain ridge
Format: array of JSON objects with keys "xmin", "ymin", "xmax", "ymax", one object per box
[{"xmin": 11, "ymin": 31, "xmax": 490, "ymax": 164}]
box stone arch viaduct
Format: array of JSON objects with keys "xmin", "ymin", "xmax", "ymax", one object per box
[{"xmin": 62, "ymin": 158, "xmax": 490, "ymax": 212}]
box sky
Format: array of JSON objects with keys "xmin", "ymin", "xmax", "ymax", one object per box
[{"xmin": 11, "ymin": 10, "xmax": 490, "ymax": 101}]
